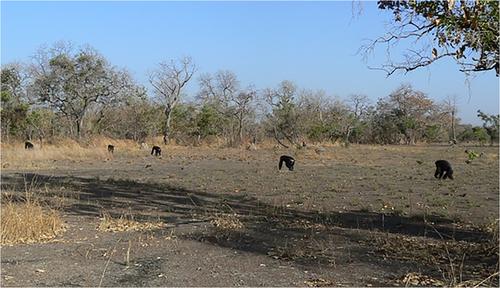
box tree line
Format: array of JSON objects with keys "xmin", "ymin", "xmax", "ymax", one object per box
[{"xmin": 1, "ymin": 42, "xmax": 498, "ymax": 147}]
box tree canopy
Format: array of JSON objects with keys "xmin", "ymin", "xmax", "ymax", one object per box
[{"xmin": 366, "ymin": 0, "xmax": 499, "ymax": 76}]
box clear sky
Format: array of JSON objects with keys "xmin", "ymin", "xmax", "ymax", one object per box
[{"xmin": 2, "ymin": 1, "xmax": 498, "ymax": 125}]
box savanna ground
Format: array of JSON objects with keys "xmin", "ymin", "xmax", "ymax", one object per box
[{"xmin": 1, "ymin": 140, "xmax": 499, "ymax": 287}]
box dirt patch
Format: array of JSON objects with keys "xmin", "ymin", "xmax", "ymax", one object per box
[{"xmin": 1, "ymin": 145, "xmax": 498, "ymax": 286}]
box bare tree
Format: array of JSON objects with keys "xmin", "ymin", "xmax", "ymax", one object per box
[
  {"xmin": 198, "ymin": 70, "xmax": 239, "ymax": 113},
  {"xmin": 443, "ymin": 94, "xmax": 460, "ymax": 144},
  {"xmin": 150, "ymin": 57, "xmax": 196, "ymax": 144},
  {"xmin": 198, "ymin": 70, "xmax": 256, "ymax": 145},
  {"xmin": 232, "ymin": 87, "xmax": 256, "ymax": 144},
  {"xmin": 298, "ymin": 89, "xmax": 328, "ymax": 123},
  {"xmin": 347, "ymin": 94, "xmax": 371, "ymax": 119}
]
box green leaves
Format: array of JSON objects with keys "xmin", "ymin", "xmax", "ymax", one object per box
[
  {"xmin": 477, "ymin": 110, "xmax": 499, "ymax": 144},
  {"xmin": 375, "ymin": 0, "xmax": 499, "ymax": 75}
]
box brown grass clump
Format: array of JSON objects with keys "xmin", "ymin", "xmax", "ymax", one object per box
[
  {"xmin": 210, "ymin": 213, "xmax": 244, "ymax": 231},
  {"xmin": 209, "ymin": 213, "xmax": 245, "ymax": 240},
  {"xmin": 98, "ymin": 212, "xmax": 166, "ymax": 232},
  {"xmin": 1, "ymin": 198, "xmax": 65, "ymax": 245},
  {"xmin": 304, "ymin": 278, "xmax": 334, "ymax": 287},
  {"xmin": 396, "ymin": 272, "xmax": 444, "ymax": 286}
]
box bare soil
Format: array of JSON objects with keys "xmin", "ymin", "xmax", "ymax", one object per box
[{"xmin": 1, "ymin": 144, "xmax": 499, "ymax": 287}]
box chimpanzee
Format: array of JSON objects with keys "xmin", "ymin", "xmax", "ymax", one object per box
[
  {"xmin": 151, "ymin": 146, "xmax": 162, "ymax": 156},
  {"xmin": 25, "ymin": 141, "xmax": 34, "ymax": 150},
  {"xmin": 434, "ymin": 160, "xmax": 454, "ymax": 180},
  {"xmin": 107, "ymin": 144, "xmax": 115, "ymax": 154},
  {"xmin": 279, "ymin": 155, "xmax": 295, "ymax": 171}
]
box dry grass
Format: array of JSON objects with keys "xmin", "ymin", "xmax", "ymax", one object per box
[
  {"xmin": 0, "ymin": 137, "xmax": 343, "ymax": 170},
  {"xmin": 210, "ymin": 213, "xmax": 244, "ymax": 231},
  {"xmin": 209, "ymin": 213, "xmax": 245, "ymax": 239},
  {"xmin": 1, "ymin": 195, "xmax": 65, "ymax": 245},
  {"xmin": 396, "ymin": 272, "xmax": 445, "ymax": 286},
  {"xmin": 372, "ymin": 227, "xmax": 499, "ymax": 287},
  {"xmin": 97, "ymin": 211, "xmax": 166, "ymax": 232},
  {"xmin": 303, "ymin": 278, "xmax": 334, "ymax": 287},
  {"xmin": 1, "ymin": 137, "xmax": 148, "ymax": 169}
]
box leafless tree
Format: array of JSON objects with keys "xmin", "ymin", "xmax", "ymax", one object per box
[
  {"xmin": 443, "ymin": 94, "xmax": 460, "ymax": 144},
  {"xmin": 298, "ymin": 89, "xmax": 328, "ymax": 123},
  {"xmin": 347, "ymin": 94, "xmax": 371, "ymax": 119},
  {"xmin": 150, "ymin": 57, "xmax": 196, "ymax": 144},
  {"xmin": 198, "ymin": 70, "xmax": 239, "ymax": 112},
  {"xmin": 198, "ymin": 70, "xmax": 256, "ymax": 145},
  {"xmin": 232, "ymin": 87, "xmax": 256, "ymax": 144}
]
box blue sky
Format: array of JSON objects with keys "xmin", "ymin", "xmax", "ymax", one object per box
[{"xmin": 2, "ymin": 1, "xmax": 498, "ymax": 124}]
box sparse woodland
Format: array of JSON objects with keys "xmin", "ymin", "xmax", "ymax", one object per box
[
  {"xmin": 2, "ymin": 1, "xmax": 499, "ymax": 147},
  {"xmin": 1, "ymin": 2, "xmax": 499, "ymax": 286},
  {"xmin": 1, "ymin": 43, "xmax": 498, "ymax": 147}
]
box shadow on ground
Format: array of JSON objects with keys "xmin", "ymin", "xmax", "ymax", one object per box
[
  {"xmin": 2, "ymin": 172, "xmax": 497, "ymax": 284},
  {"xmin": 1, "ymin": 172, "xmax": 488, "ymax": 240}
]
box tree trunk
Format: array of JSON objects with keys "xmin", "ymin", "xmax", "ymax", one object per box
[
  {"xmin": 451, "ymin": 110, "xmax": 456, "ymax": 143},
  {"xmin": 76, "ymin": 117, "xmax": 85, "ymax": 139},
  {"xmin": 76, "ymin": 116, "xmax": 85, "ymax": 139},
  {"xmin": 237, "ymin": 112, "xmax": 244, "ymax": 145},
  {"xmin": 3, "ymin": 120, "xmax": 10, "ymax": 142},
  {"xmin": 273, "ymin": 126, "xmax": 289, "ymax": 148},
  {"xmin": 238, "ymin": 123, "xmax": 243, "ymax": 144},
  {"xmin": 344, "ymin": 127, "xmax": 352, "ymax": 146},
  {"xmin": 163, "ymin": 106, "xmax": 173, "ymax": 145}
]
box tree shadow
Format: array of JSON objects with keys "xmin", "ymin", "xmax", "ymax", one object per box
[
  {"xmin": 1, "ymin": 172, "xmax": 488, "ymax": 242},
  {"xmin": 1, "ymin": 172, "xmax": 496, "ymax": 281}
]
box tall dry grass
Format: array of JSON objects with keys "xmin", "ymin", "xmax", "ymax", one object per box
[
  {"xmin": 1, "ymin": 137, "xmax": 146, "ymax": 169},
  {"xmin": 1, "ymin": 193, "xmax": 65, "ymax": 245}
]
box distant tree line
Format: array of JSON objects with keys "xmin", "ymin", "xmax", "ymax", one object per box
[{"xmin": 1, "ymin": 42, "xmax": 498, "ymax": 146}]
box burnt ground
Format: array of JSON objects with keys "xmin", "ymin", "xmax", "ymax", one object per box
[{"xmin": 1, "ymin": 144, "xmax": 499, "ymax": 286}]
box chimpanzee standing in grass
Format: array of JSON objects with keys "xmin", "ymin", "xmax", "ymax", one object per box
[
  {"xmin": 25, "ymin": 141, "xmax": 34, "ymax": 150},
  {"xmin": 434, "ymin": 160, "xmax": 454, "ymax": 180},
  {"xmin": 151, "ymin": 146, "xmax": 162, "ymax": 156},
  {"xmin": 279, "ymin": 155, "xmax": 295, "ymax": 171}
]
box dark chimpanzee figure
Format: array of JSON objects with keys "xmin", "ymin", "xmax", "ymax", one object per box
[
  {"xmin": 25, "ymin": 141, "xmax": 34, "ymax": 150},
  {"xmin": 107, "ymin": 144, "xmax": 114, "ymax": 154},
  {"xmin": 151, "ymin": 146, "xmax": 162, "ymax": 156},
  {"xmin": 279, "ymin": 155, "xmax": 295, "ymax": 171},
  {"xmin": 434, "ymin": 160, "xmax": 454, "ymax": 180}
]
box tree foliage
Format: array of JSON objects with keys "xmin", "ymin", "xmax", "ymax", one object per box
[
  {"xmin": 477, "ymin": 109, "xmax": 499, "ymax": 144},
  {"xmin": 1, "ymin": 65, "xmax": 30, "ymax": 139},
  {"xmin": 31, "ymin": 45, "xmax": 133, "ymax": 138},
  {"xmin": 264, "ymin": 81, "xmax": 300, "ymax": 147},
  {"xmin": 367, "ymin": 0, "xmax": 499, "ymax": 76},
  {"xmin": 2, "ymin": 41, "xmax": 493, "ymax": 147},
  {"xmin": 371, "ymin": 84, "xmax": 438, "ymax": 144}
]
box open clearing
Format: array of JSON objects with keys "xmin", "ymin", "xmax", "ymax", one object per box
[{"xmin": 1, "ymin": 144, "xmax": 499, "ymax": 286}]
